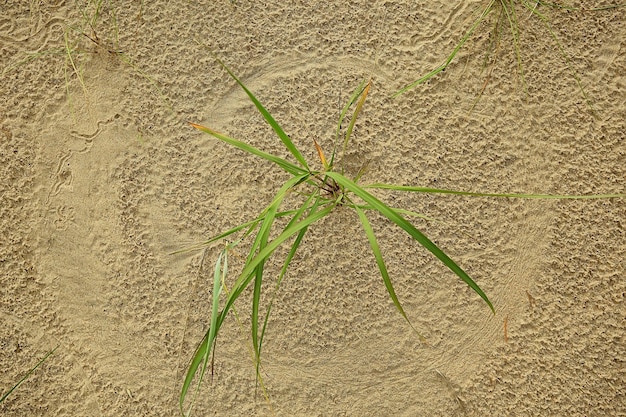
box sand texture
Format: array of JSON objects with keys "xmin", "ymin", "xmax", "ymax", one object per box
[{"xmin": 1, "ymin": 1, "xmax": 625, "ymax": 416}]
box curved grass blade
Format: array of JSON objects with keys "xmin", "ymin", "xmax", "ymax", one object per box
[
  {"xmin": 182, "ymin": 204, "xmax": 335, "ymax": 400},
  {"xmin": 249, "ymin": 182, "xmax": 288, "ymax": 381},
  {"xmin": 328, "ymin": 172, "xmax": 494, "ymax": 313},
  {"xmin": 180, "ymin": 173, "xmax": 310, "ymax": 415},
  {"xmin": 211, "ymin": 56, "xmax": 310, "ymax": 172},
  {"xmin": 365, "ymin": 183, "xmax": 625, "ymax": 199},
  {"xmin": 171, "ymin": 208, "xmax": 310, "ymax": 255},
  {"xmin": 393, "ymin": 0, "xmax": 496, "ymax": 98},
  {"xmin": 354, "ymin": 205, "xmax": 425, "ymax": 341},
  {"xmin": 189, "ymin": 122, "xmax": 306, "ymax": 175}
]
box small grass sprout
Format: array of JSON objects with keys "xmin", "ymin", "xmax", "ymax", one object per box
[{"xmin": 180, "ymin": 57, "xmax": 624, "ymax": 416}]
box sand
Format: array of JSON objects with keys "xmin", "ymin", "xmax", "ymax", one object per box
[{"xmin": 1, "ymin": 1, "xmax": 624, "ymax": 416}]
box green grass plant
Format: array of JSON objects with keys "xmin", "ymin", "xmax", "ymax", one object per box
[
  {"xmin": 393, "ymin": 0, "xmax": 626, "ymax": 112},
  {"xmin": 179, "ymin": 57, "xmax": 624, "ymax": 416}
]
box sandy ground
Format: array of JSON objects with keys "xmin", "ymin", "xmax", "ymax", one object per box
[{"xmin": 1, "ymin": 1, "xmax": 625, "ymax": 416}]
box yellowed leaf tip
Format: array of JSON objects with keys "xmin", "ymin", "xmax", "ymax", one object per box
[
  {"xmin": 189, "ymin": 122, "xmax": 222, "ymax": 136},
  {"xmin": 313, "ymin": 138, "xmax": 328, "ymax": 170}
]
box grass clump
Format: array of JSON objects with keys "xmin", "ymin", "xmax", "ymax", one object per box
[
  {"xmin": 179, "ymin": 57, "xmax": 624, "ymax": 416},
  {"xmin": 3, "ymin": 1, "xmax": 168, "ymax": 114},
  {"xmin": 394, "ymin": 0, "xmax": 626, "ymax": 112}
]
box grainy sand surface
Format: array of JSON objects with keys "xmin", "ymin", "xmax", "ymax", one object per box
[{"xmin": 1, "ymin": 1, "xmax": 625, "ymax": 416}]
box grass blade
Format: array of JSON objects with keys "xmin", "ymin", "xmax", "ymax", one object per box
[
  {"xmin": 180, "ymin": 174, "xmax": 310, "ymax": 416},
  {"xmin": 180, "ymin": 249, "xmax": 225, "ymax": 417},
  {"xmin": 328, "ymin": 172, "xmax": 494, "ymax": 313},
  {"xmin": 249, "ymin": 182, "xmax": 286, "ymax": 380},
  {"xmin": 340, "ymin": 80, "xmax": 371, "ymax": 170},
  {"xmin": 185, "ymin": 203, "xmax": 333, "ymax": 398},
  {"xmin": 365, "ymin": 183, "xmax": 625, "ymax": 199},
  {"xmin": 331, "ymin": 79, "xmax": 369, "ymax": 167},
  {"xmin": 189, "ymin": 122, "xmax": 307, "ymax": 175},
  {"xmin": 354, "ymin": 205, "xmax": 425, "ymax": 341},
  {"xmin": 212, "ymin": 56, "xmax": 310, "ymax": 171},
  {"xmin": 219, "ymin": 203, "xmax": 335, "ymax": 330},
  {"xmin": 1, "ymin": 345, "xmax": 59, "ymax": 404}
]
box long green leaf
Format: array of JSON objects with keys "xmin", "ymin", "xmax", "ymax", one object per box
[
  {"xmin": 365, "ymin": 183, "xmax": 625, "ymax": 199},
  {"xmin": 354, "ymin": 205, "xmax": 425, "ymax": 341},
  {"xmin": 341, "ymin": 80, "xmax": 371, "ymax": 172},
  {"xmin": 172, "ymin": 208, "xmax": 312, "ymax": 256},
  {"xmin": 184, "ymin": 204, "xmax": 333, "ymax": 394},
  {"xmin": 180, "ymin": 249, "xmax": 225, "ymax": 417},
  {"xmin": 180, "ymin": 174, "xmax": 310, "ymax": 415},
  {"xmin": 212, "ymin": 56, "xmax": 310, "ymax": 171},
  {"xmin": 250, "ymin": 180, "xmax": 287, "ymax": 380},
  {"xmin": 190, "ymin": 122, "xmax": 306, "ymax": 175},
  {"xmin": 328, "ymin": 172, "xmax": 494, "ymax": 313}
]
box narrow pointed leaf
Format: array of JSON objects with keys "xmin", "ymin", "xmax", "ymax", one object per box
[
  {"xmin": 187, "ymin": 202, "xmax": 334, "ymax": 393},
  {"xmin": 313, "ymin": 138, "xmax": 329, "ymax": 171},
  {"xmin": 366, "ymin": 183, "xmax": 625, "ymax": 199},
  {"xmin": 219, "ymin": 203, "xmax": 335, "ymax": 327},
  {"xmin": 259, "ymin": 193, "xmax": 321, "ymax": 362},
  {"xmin": 212, "ymin": 57, "xmax": 310, "ymax": 171},
  {"xmin": 332, "ymin": 79, "xmax": 369, "ymax": 167},
  {"xmin": 341, "ymin": 80, "xmax": 371, "ymax": 163},
  {"xmin": 180, "ymin": 249, "xmax": 225, "ymax": 416},
  {"xmin": 1, "ymin": 345, "xmax": 58, "ymax": 404},
  {"xmin": 190, "ymin": 122, "xmax": 306, "ymax": 175}
]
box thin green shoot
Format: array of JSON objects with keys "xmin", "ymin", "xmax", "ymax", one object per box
[
  {"xmin": 340, "ymin": 80, "xmax": 371, "ymax": 174},
  {"xmin": 365, "ymin": 183, "xmax": 625, "ymax": 199},
  {"xmin": 331, "ymin": 79, "xmax": 369, "ymax": 169},
  {"xmin": 1, "ymin": 345, "xmax": 59, "ymax": 404}
]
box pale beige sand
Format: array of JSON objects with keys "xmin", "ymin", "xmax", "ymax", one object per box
[{"xmin": 1, "ymin": 1, "xmax": 625, "ymax": 416}]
